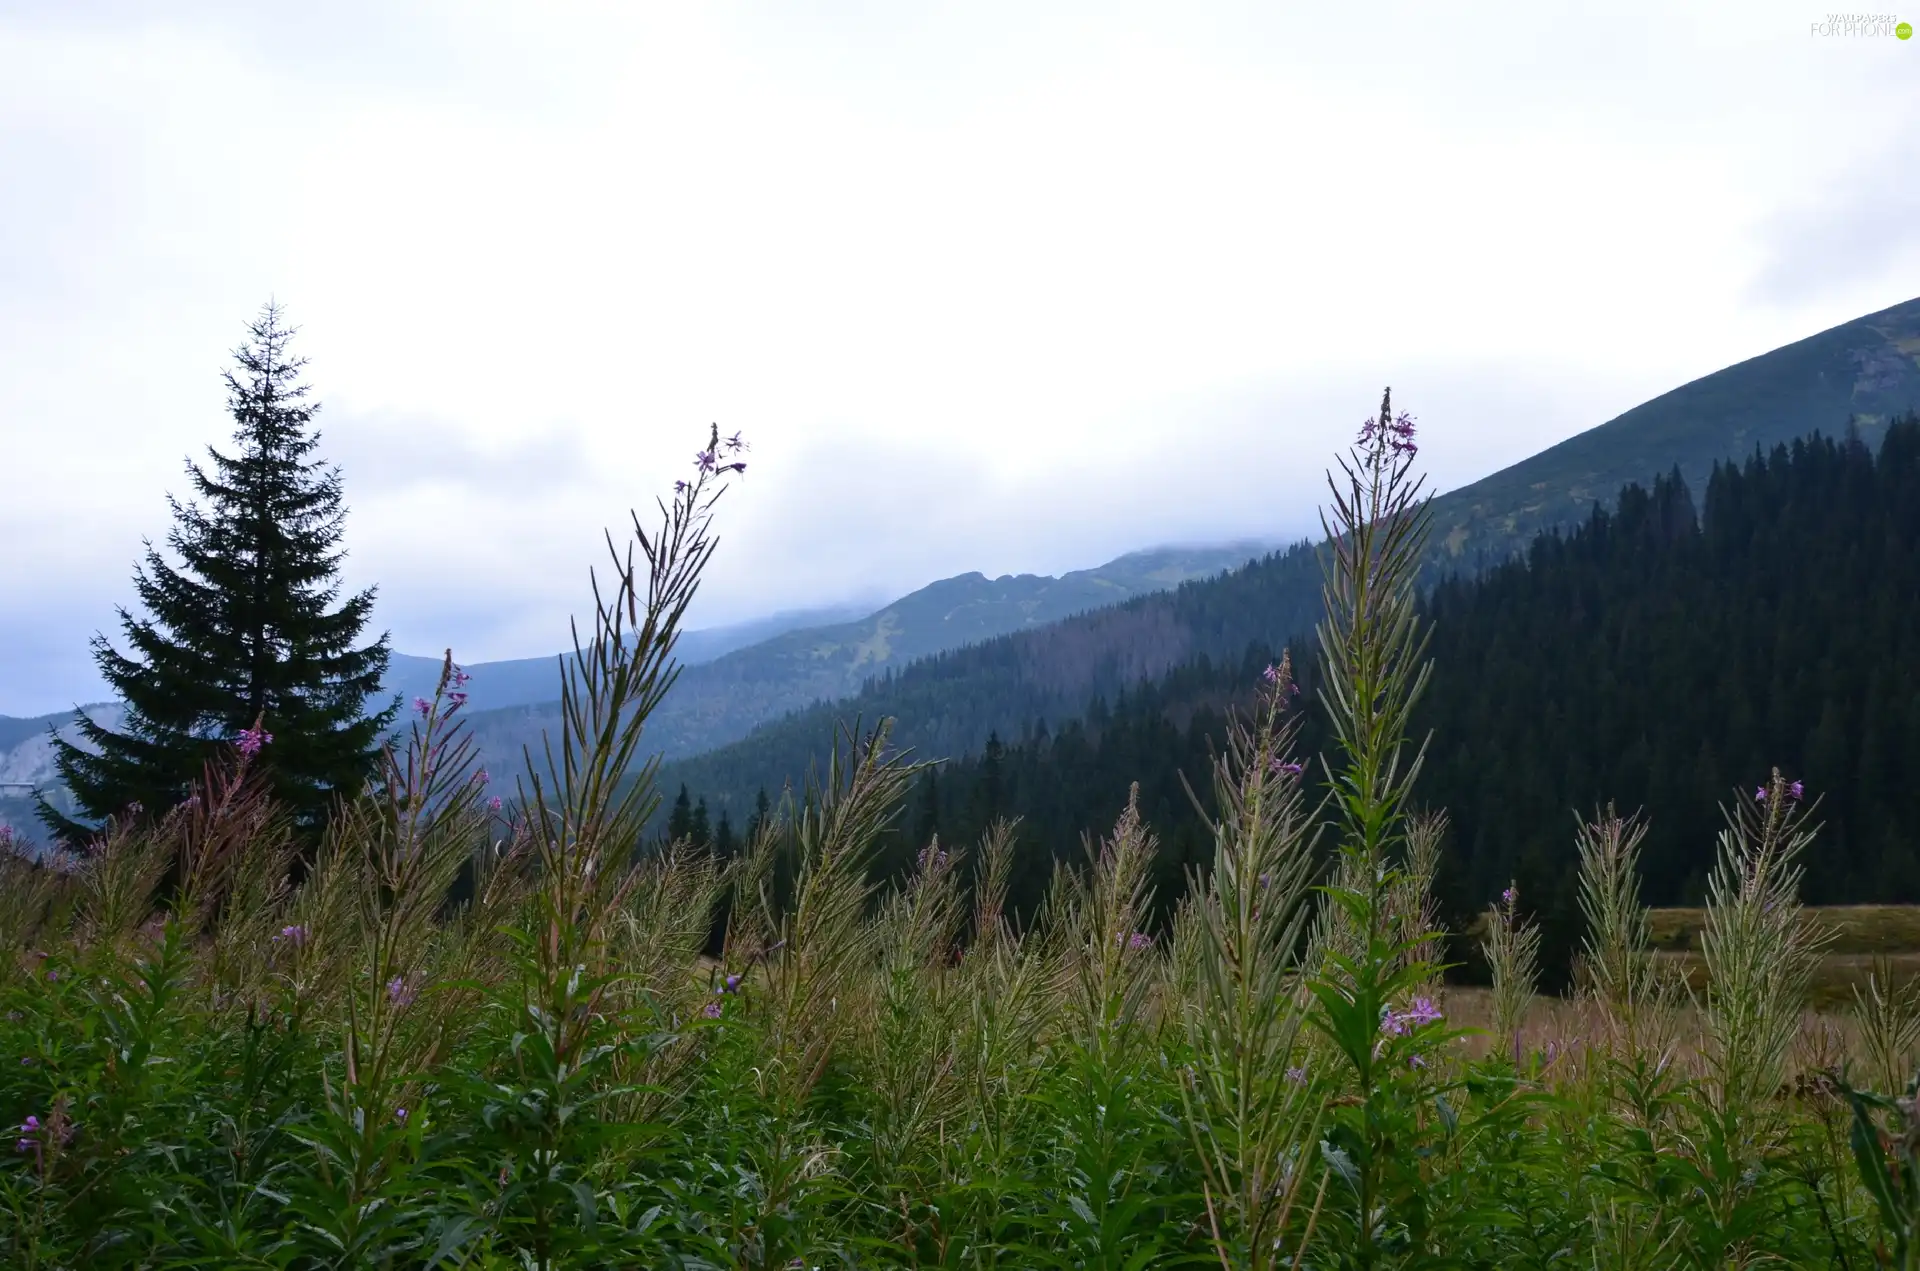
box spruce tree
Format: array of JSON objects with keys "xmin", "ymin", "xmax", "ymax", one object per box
[
  {"xmin": 691, "ymin": 796, "xmax": 712, "ymax": 850},
  {"xmin": 745, "ymin": 786, "xmax": 771, "ymax": 846},
  {"xmin": 38, "ymin": 302, "xmax": 396, "ymax": 845},
  {"xmin": 668, "ymin": 784, "xmax": 694, "ymax": 844}
]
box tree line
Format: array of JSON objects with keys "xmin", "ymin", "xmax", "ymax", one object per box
[{"xmin": 673, "ymin": 419, "xmax": 1920, "ymax": 986}]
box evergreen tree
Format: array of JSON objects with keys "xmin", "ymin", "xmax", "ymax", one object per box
[
  {"xmin": 691, "ymin": 796, "xmax": 712, "ymax": 851},
  {"xmin": 970, "ymin": 731, "xmax": 1004, "ymax": 832},
  {"xmin": 745, "ymin": 786, "xmax": 771, "ymax": 846},
  {"xmin": 914, "ymin": 766, "xmax": 941, "ymax": 849},
  {"xmin": 39, "ymin": 303, "xmax": 395, "ymax": 845},
  {"xmin": 668, "ymin": 784, "xmax": 694, "ymax": 844},
  {"xmin": 714, "ymin": 810, "xmax": 737, "ymax": 859}
]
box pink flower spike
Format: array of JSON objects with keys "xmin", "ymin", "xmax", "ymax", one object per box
[
  {"xmin": 413, "ymin": 697, "xmax": 432, "ymax": 718},
  {"xmin": 487, "ymin": 795, "xmax": 503, "ymax": 813}
]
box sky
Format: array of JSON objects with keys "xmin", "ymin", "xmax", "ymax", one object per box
[{"xmin": 2, "ymin": 0, "xmax": 1916, "ymax": 717}]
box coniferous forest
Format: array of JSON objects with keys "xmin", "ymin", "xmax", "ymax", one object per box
[{"xmin": 663, "ymin": 420, "xmax": 1920, "ymax": 987}]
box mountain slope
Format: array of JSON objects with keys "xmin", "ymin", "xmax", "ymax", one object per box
[
  {"xmin": 872, "ymin": 422, "xmax": 1920, "ymax": 983},
  {"xmin": 654, "ymin": 295, "xmax": 1920, "ymax": 816},
  {"xmin": 448, "ymin": 540, "xmax": 1278, "ymax": 765},
  {"xmin": 377, "ymin": 599, "xmax": 885, "ymax": 714}
]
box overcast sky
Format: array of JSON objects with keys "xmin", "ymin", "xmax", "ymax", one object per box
[{"xmin": 2, "ymin": 0, "xmax": 1916, "ymax": 716}]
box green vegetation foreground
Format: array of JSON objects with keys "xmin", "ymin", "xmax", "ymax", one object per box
[{"xmin": 7, "ymin": 402, "xmax": 1920, "ymax": 1268}]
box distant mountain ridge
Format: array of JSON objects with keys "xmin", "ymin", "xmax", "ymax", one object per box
[
  {"xmin": 377, "ymin": 599, "xmax": 886, "ymax": 715},
  {"xmin": 0, "ymin": 542, "xmax": 1276, "ymax": 831},
  {"xmin": 447, "ymin": 540, "xmax": 1280, "ymax": 766},
  {"xmin": 654, "ymin": 294, "xmax": 1920, "ymax": 819}
]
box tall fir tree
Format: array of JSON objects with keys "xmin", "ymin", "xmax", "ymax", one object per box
[
  {"xmin": 690, "ymin": 796, "xmax": 712, "ymax": 851},
  {"xmin": 745, "ymin": 786, "xmax": 771, "ymax": 846},
  {"xmin": 38, "ymin": 302, "xmax": 396, "ymax": 845},
  {"xmin": 668, "ymin": 784, "xmax": 695, "ymax": 844}
]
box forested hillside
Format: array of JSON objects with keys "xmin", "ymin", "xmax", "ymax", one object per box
[
  {"xmin": 653, "ymin": 297, "xmax": 1920, "ymax": 814},
  {"xmin": 669, "ymin": 418, "xmax": 1920, "ymax": 984}
]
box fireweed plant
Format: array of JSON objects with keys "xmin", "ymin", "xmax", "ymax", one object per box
[{"xmin": 2, "ymin": 410, "xmax": 1918, "ymax": 1267}]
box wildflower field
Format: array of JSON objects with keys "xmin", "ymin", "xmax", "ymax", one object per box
[{"xmin": 7, "ymin": 407, "xmax": 1920, "ymax": 1269}]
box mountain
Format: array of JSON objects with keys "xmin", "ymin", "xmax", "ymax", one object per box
[
  {"xmin": 377, "ymin": 600, "xmax": 886, "ymax": 714},
  {"xmin": 0, "ymin": 702, "xmax": 125, "ymax": 846},
  {"xmin": 442, "ymin": 540, "xmax": 1280, "ymax": 770},
  {"xmin": 0, "ymin": 544, "xmax": 1274, "ymax": 828},
  {"xmin": 858, "ymin": 421, "xmax": 1920, "ymax": 987},
  {"xmin": 651, "ymin": 295, "xmax": 1920, "ymax": 819}
]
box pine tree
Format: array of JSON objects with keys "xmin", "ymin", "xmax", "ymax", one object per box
[
  {"xmin": 745, "ymin": 786, "xmax": 771, "ymax": 846},
  {"xmin": 668, "ymin": 784, "xmax": 694, "ymax": 844},
  {"xmin": 714, "ymin": 810, "xmax": 737, "ymax": 859},
  {"xmin": 38, "ymin": 303, "xmax": 395, "ymax": 845},
  {"xmin": 914, "ymin": 766, "xmax": 940, "ymax": 849},
  {"xmin": 691, "ymin": 796, "xmax": 712, "ymax": 851}
]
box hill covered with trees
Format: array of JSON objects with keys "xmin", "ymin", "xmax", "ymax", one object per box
[
  {"xmin": 668, "ymin": 417, "xmax": 1920, "ymax": 984},
  {"xmin": 652, "ymin": 297, "xmax": 1920, "ymax": 817}
]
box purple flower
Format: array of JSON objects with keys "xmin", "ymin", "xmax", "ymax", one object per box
[
  {"xmin": 1262, "ymin": 663, "xmax": 1280, "ymax": 684},
  {"xmin": 235, "ymin": 724, "xmax": 273, "ymax": 757},
  {"xmin": 473, "ymin": 768, "xmax": 490, "ymax": 786},
  {"xmin": 1755, "ymin": 785, "xmax": 1768, "ymax": 802},
  {"xmin": 695, "ymin": 449, "xmax": 717, "ymax": 474},
  {"xmin": 447, "ymin": 691, "xmax": 467, "ymax": 710},
  {"xmin": 724, "ymin": 430, "xmax": 749, "ymax": 455},
  {"xmin": 21, "ymin": 1116, "xmax": 39, "ymax": 1132},
  {"xmin": 1285, "ymin": 1066, "xmax": 1308, "ymax": 1086},
  {"xmin": 674, "ymin": 479, "xmax": 689, "ymax": 494},
  {"xmin": 1409, "ymin": 1054, "xmax": 1427, "ymax": 1070},
  {"xmin": 1407, "ymin": 996, "xmax": 1442, "ymax": 1026},
  {"xmin": 917, "ymin": 846, "xmax": 949, "ymax": 872},
  {"xmin": 274, "ymin": 924, "xmax": 308, "ymax": 948},
  {"xmin": 14, "ymin": 1138, "xmax": 28, "ymax": 1153},
  {"xmin": 45, "ymin": 970, "xmax": 57, "ymax": 983},
  {"xmin": 452, "ymin": 666, "xmax": 472, "ymax": 688},
  {"xmin": 724, "ymin": 973, "xmax": 742, "ymax": 994},
  {"xmin": 703, "ymin": 1001, "xmax": 723, "ymax": 1019},
  {"xmin": 1270, "ymin": 759, "xmax": 1304, "ymax": 777},
  {"xmin": 1501, "ymin": 886, "xmax": 1516, "ymax": 907},
  {"xmin": 183, "ymin": 794, "xmax": 201, "ymax": 811},
  {"xmin": 1788, "ymin": 780, "xmax": 1804, "ymax": 801},
  {"xmin": 413, "ymin": 697, "xmax": 432, "ymax": 718},
  {"xmin": 1359, "ymin": 410, "xmax": 1418, "ymax": 457},
  {"xmin": 387, "ymin": 975, "xmax": 416, "ymax": 1008},
  {"xmin": 394, "ymin": 1107, "xmax": 408, "ymax": 1125},
  {"xmin": 487, "ymin": 795, "xmax": 503, "ymax": 813}
]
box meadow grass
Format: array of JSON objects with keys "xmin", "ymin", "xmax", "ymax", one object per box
[{"xmin": 5, "ymin": 413, "xmax": 1920, "ymax": 1268}]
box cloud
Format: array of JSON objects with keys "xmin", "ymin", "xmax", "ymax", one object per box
[
  {"xmin": 1750, "ymin": 129, "xmax": 1920, "ymax": 307},
  {"xmin": 3, "ymin": 0, "xmax": 1918, "ymax": 717}
]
